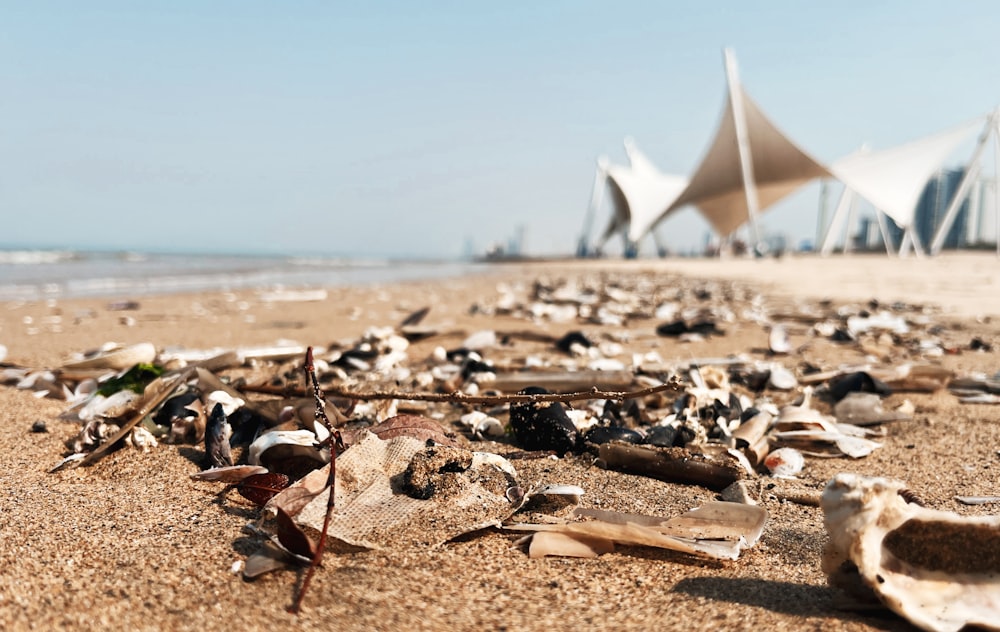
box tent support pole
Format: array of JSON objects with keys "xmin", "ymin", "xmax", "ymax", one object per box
[
  {"xmin": 819, "ymin": 185, "xmax": 853, "ymax": 256},
  {"xmin": 874, "ymin": 210, "xmax": 896, "ymax": 256},
  {"xmin": 994, "ymin": 115, "xmax": 1000, "ymax": 257},
  {"xmin": 909, "ymin": 227, "xmax": 926, "ymax": 258},
  {"xmin": 929, "ymin": 114, "xmax": 996, "ymax": 255},
  {"xmin": 578, "ymin": 158, "xmax": 608, "ymax": 258},
  {"xmin": 724, "ymin": 48, "xmax": 763, "ymax": 254},
  {"xmin": 899, "ymin": 230, "xmax": 911, "ymax": 258},
  {"xmin": 843, "ymin": 192, "xmax": 859, "ymax": 254},
  {"xmin": 650, "ymin": 229, "xmax": 668, "ymax": 258}
]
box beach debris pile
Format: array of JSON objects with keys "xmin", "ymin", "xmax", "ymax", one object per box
[{"xmin": 1, "ymin": 270, "xmax": 996, "ymax": 620}]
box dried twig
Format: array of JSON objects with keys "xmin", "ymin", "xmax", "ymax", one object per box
[
  {"xmin": 289, "ymin": 347, "xmax": 345, "ymax": 614},
  {"xmin": 241, "ymin": 378, "xmax": 683, "ymax": 405}
]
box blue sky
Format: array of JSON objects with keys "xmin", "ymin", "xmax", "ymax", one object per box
[{"xmin": 3, "ymin": 1, "xmax": 999, "ymax": 258}]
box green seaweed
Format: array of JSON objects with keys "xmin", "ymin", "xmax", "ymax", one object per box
[{"xmin": 97, "ymin": 363, "xmax": 166, "ymax": 396}]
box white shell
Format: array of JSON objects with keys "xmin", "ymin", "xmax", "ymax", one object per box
[
  {"xmin": 821, "ymin": 473, "xmax": 1000, "ymax": 632},
  {"xmin": 247, "ymin": 429, "xmax": 324, "ymax": 466},
  {"xmin": 763, "ymin": 447, "xmax": 804, "ymax": 478},
  {"xmin": 767, "ymin": 364, "xmax": 798, "ymax": 390},
  {"xmin": 768, "ymin": 324, "xmax": 792, "ymax": 354}
]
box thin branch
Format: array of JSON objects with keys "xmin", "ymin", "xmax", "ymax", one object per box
[
  {"xmin": 242, "ymin": 378, "xmax": 683, "ymax": 405},
  {"xmin": 289, "ymin": 347, "xmax": 345, "ymax": 614}
]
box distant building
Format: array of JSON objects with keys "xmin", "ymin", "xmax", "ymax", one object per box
[{"xmin": 914, "ymin": 168, "xmax": 970, "ymax": 250}]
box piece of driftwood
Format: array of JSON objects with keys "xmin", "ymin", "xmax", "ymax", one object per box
[{"xmin": 598, "ymin": 443, "xmax": 745, "ymax": 491}]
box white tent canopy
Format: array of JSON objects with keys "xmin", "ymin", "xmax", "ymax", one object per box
[
  {"xmin": 597, "ymin": 139, "xmax": 688, "ymax": 246},
  {"xmin": 585, "ymin": 48, "xmax": 998, "ymax": 258},
  {"xmin": 830, "ymin": 118, "xmax": 983, "ymax": 229}
]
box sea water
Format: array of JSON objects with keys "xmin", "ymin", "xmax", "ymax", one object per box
[{"xmin": 0, "ymin": 249, "xmax": 483, "ymax": 301}]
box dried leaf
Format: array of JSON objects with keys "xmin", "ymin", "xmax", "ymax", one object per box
[
  {"xmin": 243, "ymin": 540, "xmax": 305, "ymax": 580},
  {"xmin": 189, "ymin": 465, "xmax": 268, "ymax": 483},
  {"xmin": 238, "ymin": 472, "xmax": 291, "ymax": 506},
  {"xmin": 266, "ymin": 465, "xmax": 330, "ymax": 517},
  {"xmin": 276, "ymin": 507, "xmax": 317, "ymax": 560},
  {"xmin": 369, "ymin": 414, "xmax": 459, "ymax": 447}
]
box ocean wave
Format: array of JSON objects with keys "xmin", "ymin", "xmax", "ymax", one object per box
[
  {"xmin": 287, "ymin": 256, "xmax": 390, "ymax": 268},
  {"xmin": 0, "ymin": 250, "xmax": 80, "ymax": 265}
]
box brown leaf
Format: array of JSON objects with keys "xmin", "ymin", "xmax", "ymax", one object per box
[
  {"xmin": 237, "ymin": 472, "xmax": 291, "ymax": 506},
  {"xmin": 369, "ymin": 414, "xmax": 459, "ymax": 446},
  {"xmin": 276, "ymin": 507, "xmax": 317, "ymax": 560},
  {"xmin": 243, "ymin": 540, "xmax": 300, "ymax": 580}
]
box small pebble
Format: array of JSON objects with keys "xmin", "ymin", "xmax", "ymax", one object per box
[{"xmin": 31, "ymin": 420, "xmax": 48, "ymax": 433}]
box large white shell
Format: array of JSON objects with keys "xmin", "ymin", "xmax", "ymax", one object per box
[{"xmin": 821, "ymin": 473, "xmax": 1000, "ymax": 632}]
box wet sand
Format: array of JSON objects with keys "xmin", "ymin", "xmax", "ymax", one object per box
[{"xmin": 1, "ymin": 253, "xmax": 999, "ymax": 631}]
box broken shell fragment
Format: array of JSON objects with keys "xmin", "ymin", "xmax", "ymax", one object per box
[
  {"xmin": 247, "ymin": 429, "xmax": 327, "ymax": 476},
  {"xmin": 508, "ymin": 501, "xmax": 767, "ymax": 561},
  {"xmin": 189, "ymin": 464, "xmax": 268, "ymax": 482},
  {"xmin": 62, "ymin": 342, "xmax": 157, "ymax": 370},
  {"xmin": 834, "ymin": 392, "xmax": 912, "ymax": 425},
  {"xmin": 822, "ymin": 473, "xmax": 1000, "ymax": 632}
]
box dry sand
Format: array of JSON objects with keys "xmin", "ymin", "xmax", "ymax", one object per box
[{"xmin": 2, "ymin": 253, "xmax": 999, "ymax": 631}]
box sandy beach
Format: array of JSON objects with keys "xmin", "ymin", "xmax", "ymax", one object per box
[{"xmin": 2, "ymin": 253, "xmax": 999, "ymax": 631}]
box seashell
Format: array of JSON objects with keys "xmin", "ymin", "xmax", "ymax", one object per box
[
  {"xmin": 768, "ymin": 324, "xmax": 792, "ymax": 354},
  {"xmin": 203, "ymin": 403, "xmax": 234, "ymax": 469},
  {"xmin": 62, "ymin": 342, "xmax": 157, "ymax": 370},
  {"xmin": 459, "ymin": 411, "xmax": 505, "ymax": 438},
  {"xmin": 555, "ymin": 331, "xmax": 592, "ymax": 354},
  {"xmin": 833, "ymin": 392, "xmax": 912, "ymax": 425},
  {"xmin": 582, "ymin": 425, "xmax": 643, "ymax": 446},
  {"xmin": 846, "ymin": 311, "xmax": 909, "ymax": 336},
  {"xmin": 462, "ymin": 330, "xmax": 497, "ymax": 351},
  {"xmin": 643, "ymin": 424, "xmax": 678, "ymax": 448},
  {"xmin": 564, "ymin": 409, "xmax": 598, "ymax": 433},
  {"xmin": 763, "ymin": 447, "xmax": 804, "ymax": 478},
  {"xmin": 77, "ymin": 390, "xmax": 142, "ymax": 422},
  {"xmin": 247, "ymin": 429, "xmax": 327, "ymax": 471},
  {"xmin": 766, "ymin": 364, "xmax": 798, "ymax": 390},
  {"xmin": 771, "ymin": 429, "xmax": 881, "ymax": 458},
  {"xmin": 126, "ymin": 426, "xmax": 158, "ymax": 453},
  {"xmin": 828, "ymin": 371, "xmax": 892, "ymax": 402},
  {"xmin": 205, "ymin": 390, "xmax": 244, "ymax": 417},
  {"xmin": 821, "ymin": 473, "xmax": 1000, "ymax": 632},
  {"xmin": 587, "ymin": 357, "xmax": 626, "ymax": 371},
  {"xmin": 508, "ymin": 387, "xmax": 579, "ymax": 454}
]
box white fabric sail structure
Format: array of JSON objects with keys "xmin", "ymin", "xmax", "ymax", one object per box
[
  {"xmin": 830, "ymin": 118, "xmax": 983, "ymax": 230},
  {"xmin": 651, "ymin": 51, "xmax": 830, "ymax": 241},
  {"xmin": 597, "ymin": 138, "xmax": 688, "ymax": 245}
]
